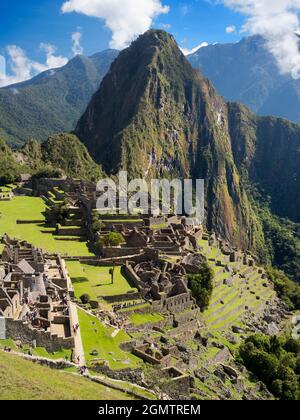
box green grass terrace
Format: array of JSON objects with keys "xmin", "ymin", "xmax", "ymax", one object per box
[
  {"xmin": 0, "ymin": 196, "xmax": 93, "ymax": 256},
  {"xmin": 0, "ymin": 350, "xmax": 135, "ymax": 400},
  {"xmin": 78, "ymin": 309, "xmax": 141, "ymax": 370},
  {"xmin": 66, "ymin": 261, "xmax": 138, "ymax": 302}
]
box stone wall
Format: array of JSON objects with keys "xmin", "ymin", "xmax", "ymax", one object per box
[
  {"xmin": 56, "ymin": 225, "xmax": 85, "ymax": 236},
  {"xmin": 174, "ymin": 308, "xmax": 200, "ymax": 327},
  {"xmin": 123, "ymin": 264, "xmax": 142, "ymax": 289},
  {"xmin": 0, "ymin": 317, "xmax": 6, "ymax": 339},
  {"xmin": 152, "ymin": 292, "xmax": 192, "ymax": 314},
  {"xmin": 166, "ymin": 319, "xmax": 199, "ymax": 340},
  {"xmin": 103, "ymin": 292, "xmax": 142, "ymax": 304},
  {"xmin": 5, "ymin": 318, "xmax": 74, "ymax": 353},
  {"xmin": 132, "ymin": 348, "xmax": 171, "ymax": 367},
  {"xmin": 161, "ymin": 369, "xmax": 191, "ymax": 400},
  {"xmin": 91, "ymin": 364, "xmax": 144, "ymax": 384},
  {"xmin": 127, "ymin": 315, "xmax": 173, "ymax": 334},
  {"xmin": 101, "ymin": 247, "xmax": 143, "ymax": 259}
]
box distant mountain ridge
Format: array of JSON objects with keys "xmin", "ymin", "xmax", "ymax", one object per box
[
  {"xmin": 0, "ymin": 50, "xmax": 119, "ymax": 147},
  {"xmin": 187, "ymin": 35, "xmax": 300, "ymax": 124},
  {"xmin": 2, "ymin": 35, "xmax": 300, "ymax": 148}
]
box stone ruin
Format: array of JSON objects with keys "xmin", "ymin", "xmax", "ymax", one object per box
[
  {"xmin": 98, "ymin": 220, "xmax": 203, "ymax": 260},
  {"xmin": 124, "ymin": 256, "xmax": 202, "ymax": 342},
  {"xmin": 0, "ymin": 235, "xmax": 75, "ymax": 352},
  {"xmin": 0, "ymin": 191, "xmax": 13, "ymax": 201}
]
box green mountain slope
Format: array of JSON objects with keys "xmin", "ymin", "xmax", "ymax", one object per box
[
  {"xmin": 0, "ymin": 50, "xmax": 118, "ymax": 148},
  {"xmin": 76, "ymin": 30, "xmax": 256, "ymax": 250},
  {"xmin": 16, "ymin": 133, "xmax": 103, "ymax": 181},
  {"xmin": 0, "ymin": 133, "xmax": 103, "ymax": 183},
  {"xmin": 0, "ymin": 351, "xmax": 133, "ymax": 400},
  {"xmin": 75, "ymin": 30, "xmax": 300, "ymax": 279},
  {"xmin": 228, "ymin": 102, "xmax": 300, "ymax": 223}
]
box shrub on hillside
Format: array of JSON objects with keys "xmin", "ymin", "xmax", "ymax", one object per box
[
  {"xmin": 95, "ymin": 232, "xmax": 124, "ymax": 249},
  {"xmin": 266, "ymin": 267, "xmax": 300, "ymax": 310},
  {"xmin": 45, "ymin": 201, "xmax": 69, "ymax": 226},
  {"xmin": 80, "ymin": 294, "xmax": 90, "ymax": 305},
  {"xmin": 187, "ymin": 262, "xmax": 214, "ymax": 311},
  {"xmin": 239, "ymin": 334, "xmax": 300, "ymax": 400}
]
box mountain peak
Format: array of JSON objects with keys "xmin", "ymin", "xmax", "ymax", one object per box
[
  {"xmin": 75, "ymin": 30, "xmax": 254, "ymax": 249},
  {"xmin": 76, "ymin": 28, "xmax": 200, "ymax": 176},
  {"xmin": 135, "ymin": 29, "xmax": 176, "ymax": 45}
]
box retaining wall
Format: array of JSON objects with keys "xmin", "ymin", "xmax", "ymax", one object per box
[{"xmin": 5, "ymin": 318, "xmax": 74, "ymax": 353}]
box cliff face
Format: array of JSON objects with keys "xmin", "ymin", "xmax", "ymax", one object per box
[
  {"xmin": 76, "ymin": 30, "xmax": 300, "ymax": 251},
  {"xmin": 76, "ymin": 30, "xmax": 254, "ymax": 249},
  {"xmin": 228, "ymin": 103, "xmax": 300, "ymax": 223}
]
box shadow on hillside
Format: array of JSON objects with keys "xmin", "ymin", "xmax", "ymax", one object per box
[{"xmin": 71, "ymin": 277, "xmax": 89, "ymax": 284}]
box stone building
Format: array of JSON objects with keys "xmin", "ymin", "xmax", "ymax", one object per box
[
  {"xmin": 0, "ymin": 235, "xmax": 75, "ymax": 352},
  {"xmin": 125, "ymin": 257, "xmax": 201, "ymax": 340}
]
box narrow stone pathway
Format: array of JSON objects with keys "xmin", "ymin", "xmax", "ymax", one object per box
[
  {"xmin": 70, "ymin": 302, "xmax": 85, "ymax": 366},
  {"xmin": 111, "ymin": 329, "xmax": 120, "ymax": 338}
]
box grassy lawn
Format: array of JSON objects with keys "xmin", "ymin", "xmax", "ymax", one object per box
[
  {"xmin": 130, "ymin": 312, "xmax": 164, "ymax": 326},
  {"xmin": 67, "ymin": 261, "xmax": 137, "ymax": 300},
  {"xmin": 78, "ymin": 309, "xmax": 141, "ymax": 370},
  {"xmin": 0, "ymin": 339, "xmax": 73, "ymax": 360},
  {"xmin": 0, "ymin": 351, "xmax": 135, "ymax": 400},
  {"xmin": 151, "ymin": 223, "xmax": 168, "ymax": 229},
  {"xmin": 33, "ymin": 347, "xmax": 73, "ymax": 360},
  {"xmin": 0, "ymin": 196, "xmax": 93, "ymax": 256}
]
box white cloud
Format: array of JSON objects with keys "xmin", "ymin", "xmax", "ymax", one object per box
[
  {"xmin": 61, "ymin": 0, "xmax": 170, "ymax": 49},
  {"xmin": 0, "ymin": 46, "xmax": 41, "ymax": 87},
  {"xmin": 40, "ymin": 43, "xmax": 68, "ymax": 68},
  {"xmin": 226, "ymin": 25, "xmax": 236, "ymax": 33},
  {"xmin": 161, "ymin": 23, "xmax": 171, "ymax": 30},
  {"xmin": 72, "ymin": 31, "xmax": 84, "ymax": 55},
  {"xmin": 0, "ymin": 55, "xmax": 6, "ymax": 78},
  {"xmin": 0, "ymin": 43, "xmax": 68, "ymax": 88},
  {"xmin": 181, "ymin": 42, "xmax": 209, "ymax": 56},
  {"xmin": 179, "ymin": 4, "xmax": 191, "ymax": 16},
  {"xmin": 221, "ymin": 0, "xmax": 300, "ymax": 79}
]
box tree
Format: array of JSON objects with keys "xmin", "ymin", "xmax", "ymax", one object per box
[
  {"xmin": 267, "ymin": 267, "xmax": 300, "ymax": 310},
  {"xmin": 45, "ymin": 201, "xmax": 69, "ymax": 225},
  {"xmin": 109, "ymin": 267, "xmax": 115, "ymax": 284},
  {"xmin": 80, "ymin": 294, "xmax": 90, "ymax": 305},
  {"xmin": 187, "ymin": 262, "xmax": 214, "ymax": 311},
  {"xmin": 91, "ymin": 216, "xmax": 104, "ymax": 233},
  {"xmin": 32, "ymin": 166, "xmax": 63, "ymax": 180},
  {"xmin": 239, "ymin": 334, "xmax": 300, "ymax": 400},
  {"xmin": 240, "ymin": 343, "xmax": 279, "ymax": 385},
  {"xmin": 95, "ymin": 232, "xmax": 124, "ymax": 249}
]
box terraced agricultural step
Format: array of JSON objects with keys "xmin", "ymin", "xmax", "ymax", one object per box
[
  {"xmin": 207, "ymin": 292, "xmax": 242, "ymax": 319},
  {"xmin": 209, "ymin": 287, "xmax": 241, "ymax": 309},
  {"xmin": 209, "ymin": 307, "xmax": 246, "ymax": 330}
]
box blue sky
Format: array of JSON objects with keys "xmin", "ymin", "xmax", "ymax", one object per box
[
  {"xmin": 0, "ymin": 1, "xmax": 244, "ymax": 67},
  {"xmin": 1, "ymin": 0, "xmax": 300, "ymax": 85}
]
